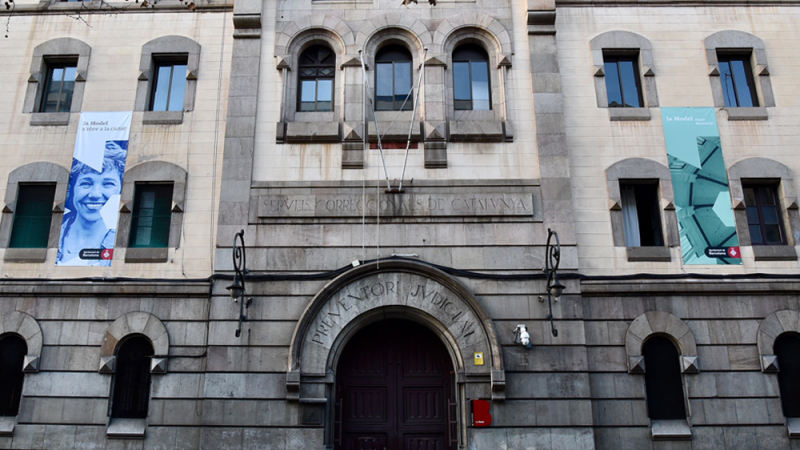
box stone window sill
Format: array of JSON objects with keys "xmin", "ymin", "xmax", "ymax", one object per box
[
  {"xmin": 651, "ymin": 419, "xmax": 692, "ymax": 440},
  {"xmin": 609, "ymin": 108, "xmax": 651, "ymax": 121},
  {"xmin": 143, "ymin": 111, "xmax": 184, "ymax": 125},
  {"xmin": 449, "ymin": 120, "xmax": 505, "ymax": 142},
  {"xmin": 626, "ymin": 246, "xmax": 671, "ymax": 262},
  {"xmin": 787, "ymin": 417, "xmax": 800, "ymax": 438},
  {"xmin": 107, "ymin": 418, "xmax": 146, "ymax": 439},
  {"xmin": 30, "ymin": 112, "xmax": 70, "ymax": 126},
  {"xmin": 125, "ymin": 247, "xmax": 168, "ymax": 263},
  {"xmin": 284, "ymin": 121, "xmax": 340, "ymax": 143},
  {"xmin": 0, "ymin": 417, "xmax": 15, "ymax": 437},
  {"xmin": 726, "ymin": 107, "xmax": 768, "ymax": 121},
  {"xmin": 752, "ymin": 245, "xmax": 797, "ymax": 261},
  {"xmin": 4, "ymin": 248, "xmax": 47, "ymax": 263}
]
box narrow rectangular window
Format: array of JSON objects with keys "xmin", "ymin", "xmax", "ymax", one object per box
[
  {"xmin": 718, "ymin": 53, "xmax": 758, "ymax": 107},
  {"xmin": 9, "ymin": 184, "xmax": 56, "ymax": 248},
  {"xmin": 150, "ymin": 58, "xmax": 188, "ymax": 112},
  {"xmin": 40, "ymin": 60, "xmax": 77, "ymax": 113},
  {"xmin": 743, "ymin": 183, "xmax": 786, "ymax": 245},
  {"xmin": 603, "ymin": 53, "xmax": 643, "ymax": 108},
  {"xmin": 129, "ymin": 184, "xmax": 173, "ymax": 248},
  {"xmin": 620, "ymin": 182, "xmax": 663, "ymax": 247}
]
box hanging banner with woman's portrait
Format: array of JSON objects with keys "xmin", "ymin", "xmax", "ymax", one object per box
[{"xmin": 57, "ymin": 112, "xmax": 132, "ymax": 266}]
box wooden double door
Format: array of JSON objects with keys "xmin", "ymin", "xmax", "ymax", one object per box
[{"xmin": 335, "ymin": 320, "xmax": 455, "ymax": 450}]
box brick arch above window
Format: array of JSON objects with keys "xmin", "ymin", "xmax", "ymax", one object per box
[
  {"xmin": 100, "ymin": 311, "xmax": 169, "ymax": 374},
  {"xmin": 625, "ymin": 311, "xmax": 698, "ymax": 374},
  {"xmin": 757, "ymin": 309, "xmax": 800, "ymax": 372},
  {"xmin": 0, "ymin": 311, "xmax": 44, "ymax": 372}
]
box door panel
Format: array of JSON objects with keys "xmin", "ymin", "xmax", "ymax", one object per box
[{"xmin": 336, "ymin": 320, "xmax": 454, "ymax": 450}]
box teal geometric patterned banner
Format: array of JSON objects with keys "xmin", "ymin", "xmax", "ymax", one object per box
[{"xmin": 662, "ymin": 107, "xmax": 741, "ymax": 265}]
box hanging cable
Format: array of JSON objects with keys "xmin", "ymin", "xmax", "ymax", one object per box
[
  {"xmin": 359, "ymin": 50, "xmax": 367, "ymax": 261},
  {"xmin": 360, "ymin": 50, "xmax": 393, "ymax": 191},
  {"xmin": 399, "ymin": 47, "xmax": 427, "ymax": 191}
]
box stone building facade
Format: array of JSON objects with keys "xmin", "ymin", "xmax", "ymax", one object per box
[{"xmin": 0, "ymin": 0, "xmax": 799, "ymax": 449}]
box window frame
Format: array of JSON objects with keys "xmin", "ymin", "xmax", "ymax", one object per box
[
  {"xmin": 297, "ymin": 45, "xmax": 336, "ymax": 113},
  {"xmin": 110, "ymin": 335, "xmax": 154, "ymax": 419},
  {"xmin": 128, "ymin": 183, "xmax": 174, "ymax": 249},
  {"xmin": 1, "ymin": 162, "xmax": 70, "ymax": 262},
  {"xmin": 24, "ymin": 38, "xmax": 91, "ymax": 126},
  {"xmin": 374, "ymin": 45, "xmax": 414, "ymax": 112},
  {"xmin": 452, "ymin": 44, "xmax": 492, "ymax": 112},
  {"xmin": 742, "ymin": 182, "xmax": 787, "ymax": 246},
  {"xmin": 619, "ymin": 180, "xmax": 664, "ymax": 247},
  {"xmin": 705, "ymin": 31, "xmax": 774, "ymax": 120},
  {"xmin": 728, "ymin": 157, "xmax": 798, "ymax": 261},
  {"xmin": 607, "ymin": 158, "xmax": 677, "ymax": 262},
  {"xmin": 149, "ymin": 56, "xmax": 189, "ymax": 113},
  {"xmin": 38, "ymin": 59, "xmax": 78, "ymax": 114},
  {"xmin": 134, "ymin": 36, "xmax": 201, "ymax": 125},
  {"xmin": 590, "ymin": 31, "xmax": 658, "ymax": 121},
  {"xmin": 602, "ymin": 51, "xmax": 644, "ymax": 109},
  {"xmin": 717, "ymin": 52, "xmax": 759, "ymax": 108},
  {"xmin": 8, "ymin": 184, "xmax": 57, "ymax": 250},
  {"xmin": 116, "ymin": 161, "xmax": 187, "ymax": 263}
]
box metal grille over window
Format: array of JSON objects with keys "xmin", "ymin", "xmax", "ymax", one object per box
[
  {"xmin": 744, "ymin": 183, "xmax": 786, "ymax": 245},
  {"xmin": 111, "ymin": 337, "xmax": 153, "ymax": 419},
  {"xmin": 718, "ymin": 53, "xmax": 758, "ymax": 108},
  {"xmin": 453, "ymin": 44, "xmax": 491, "ymax": 111},
  {"xmin": 40, "ymin": 61, "xmax": 77, "ymax": 113},
  {"xmin": 299, "ymin": 46, "xmax": 335, "ymax": 112},
  {"xmin": 603, "ymin": 53, "xmax": 643, "ymax": 108},
  {"xmin": 130, "ymin": 184, "xmax": 173, "ymax": 248},
  {"xmin": 0, "ymin": 335, "xmax": 27, "ymax": 416},
  {"xmin": 9, "ymin": 184, "xmax": 56, "ymax": 249},
  {"xmin": 375, "ymin": 45, "xmax": 413, "ymax": 111},
  {"xmin": 150, "ymin": 59, "xmax": 188, "ymax": 112}
]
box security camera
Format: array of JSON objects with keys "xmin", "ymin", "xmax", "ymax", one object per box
[{"xmin": 514, "ymin": 324, "xmax": 532, "ymax": 349}]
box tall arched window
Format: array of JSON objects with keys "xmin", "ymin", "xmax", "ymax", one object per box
[
  {"xmin": 111, "ymin": 336, "xmax": 154, "ymax": 419},
  {"xmin": 453, "ymin": 44, "xmax": 491, "ymax": 111},
  {"xmin": 0, "ymin": 335, "xmax": 26, "ymax": 416},
  {"xmin": 375, "ymin": 45, "xmax": 413, "ymax": 111},
  {"xmin": 643, "ymin": 335, "xmax": 687, "ymax": 420},
  {"xmin": 298, "ymin": 45, "xmax": 335, "ymax": 112},
  {"xmin": 775, "ymin": 333, "xmax": 800, "ymax": 418}
]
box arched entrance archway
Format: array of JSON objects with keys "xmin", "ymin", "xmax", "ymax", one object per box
[
  {"xmin": 287, "ymin": 260, "xmax": 505, "ymax": 449},
  {"xmin": 335, "ymin": 319, "xmax": 455, "ymax": 450}
]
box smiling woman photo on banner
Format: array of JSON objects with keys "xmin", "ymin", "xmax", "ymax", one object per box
[{"xmin": 57, "ymin": 141, "xmax": 128, "ymax": 266}]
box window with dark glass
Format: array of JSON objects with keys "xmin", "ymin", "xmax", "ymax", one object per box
[
  {"xmin": 111, "ymin": 336, "xmax": 153, "ymax": 419},
  {"xmin": 643, "ymin": 335, "xmax": 686, "ymax": 420},
  {"xmin": 129, "ymin": 184, "xmax": 173, "ymax": 248},
  {"xmin": 718, "ymin": 53, "xmax": 758, "ymax": 108},
  {"xmin": 453, "ymin": 44, "xmax": 490, "ymax": 111},
  {"xmin": 375, "ymin": 45, "xmax": 413, "ymax": 111},
  {"xmin": 9, "ymin": 184, "xmax": 56, "ymax": 249},
  {"xmin": 743, "ymin": 183, "xmax": 786, "ymax": 245},
  {"xmin": 0, "ymin": 335, "xmax": 26, "ymax": 417},
  {"xmin": 40, "ymin": 59, "xmax": 77, "ymax": 113},
  {"xmin": 603, "ymin": 53, "xmax": 643, "ymax": 108},
  {"xmin": 620, "ymin": 181, "xmax": 663, "ymax": 247},
  {"xmin": 150, "ymin": 57, "xmax": 188, "ymax": 112},
  {"xmin": 775, "ymin": 333, "xmax": 800, "ymax": 418},
  {"xmin": 298, "ymin": 46, "xmax": 335, "ymax": 112}
]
